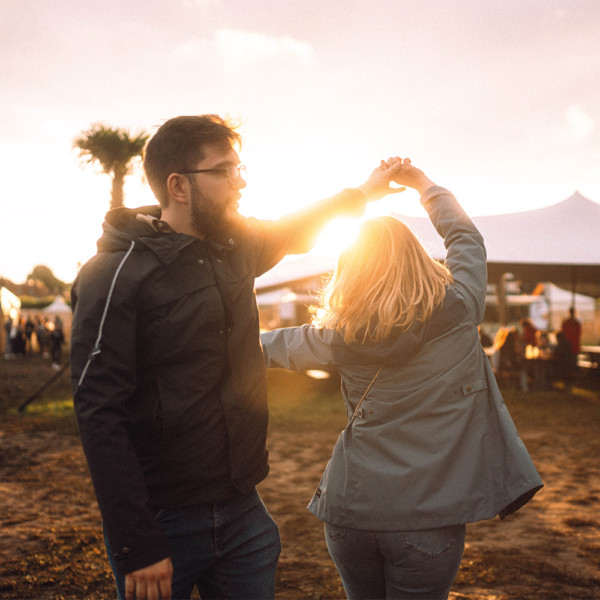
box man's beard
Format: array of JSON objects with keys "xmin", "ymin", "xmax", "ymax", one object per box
[{"xmin": 189, "ymin": 180, "xmax": 240, "ymax": 238}]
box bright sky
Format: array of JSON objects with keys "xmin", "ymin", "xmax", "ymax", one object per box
[{"xmin": 1, "ymin": 0, "xmax": 599, "ymax": 283}]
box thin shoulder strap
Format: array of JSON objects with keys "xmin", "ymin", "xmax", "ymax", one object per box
[{"xmin": 349, "ymin": 365, "xmax": 384, "ymax": 424}]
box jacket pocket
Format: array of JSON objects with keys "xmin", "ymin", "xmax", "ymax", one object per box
[{"xmin": 461, "ymin": 380, "xmax": 487, "ymax": 396}]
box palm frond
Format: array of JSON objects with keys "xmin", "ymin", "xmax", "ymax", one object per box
[{"xmin": 74, "ymin": 123, "xmax": 149, "ymax": 174}]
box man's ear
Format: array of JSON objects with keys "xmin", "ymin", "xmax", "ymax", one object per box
[{"xmin": 166, "ymin": 173, "xmax": 189, "ymax": 205}]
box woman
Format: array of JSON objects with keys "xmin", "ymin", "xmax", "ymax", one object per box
[{"xmin": 260, "ymin": 158, "xmax": 543, "ymax": 600}]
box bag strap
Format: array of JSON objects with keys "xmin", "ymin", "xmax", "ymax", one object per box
[{"xmin": 349, "ymin": 365, "xmax": 384, "ymax": 424}]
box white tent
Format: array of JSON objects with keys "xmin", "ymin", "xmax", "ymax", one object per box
[
  {"xmin": 529, "ymin": 283, "xmax": 595, "ymax": 331},
  {"xmin": 42, "ymin": 295, "xmax": 73, "ymax": 338},
  {"xmin": 395, "ymin": 192, "xmax": 600, "ymax": 298}
]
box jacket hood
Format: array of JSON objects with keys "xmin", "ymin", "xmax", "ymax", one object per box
[
  {"xmin": 97, "ymin": 205, "xmax": 204, "ymax": 266},
  {"xmin": 97, "ymin": 205, "xmax": 163, "ymax": 250},
  {"xmin": 332, "ymin": 287, "xmax": 469, "ymax": 367},
  {"xmin": 96, "ymin": 205, "xmax": 249, "ymax": 265}
]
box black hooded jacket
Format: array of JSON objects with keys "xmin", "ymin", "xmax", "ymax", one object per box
[{"xmin": 70, "ymin": 190, "xmax": 364, "ymax": 574}]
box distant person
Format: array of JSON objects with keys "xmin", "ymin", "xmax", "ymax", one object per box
[
  {"xmin": 36, "ymin": 316, "xmax": 49, "ymax": 357},
  {"xmin": 11, "ymin": 318, "xmax": 26, "ymax": 356},
  {"xmin": 561, "ymin": 307, "xmax": 582, "ymax": 355},
  {"xmin": 4, "ymin": 316, "xmax": 14, "ymax": 359},
  {"xmin": 50, "ymin": 318, "xmax": 65, "ymax": 370},
  {"xmin": 520, "ymin": 317, "xmax": 538, "ymax": 347},
  {"xmin": 24, "ymin": 316, "xmax": 35, "ymax": 355},
  {"xmin": 552, "ymin": 331, "xmax": 577, "ymax": 392},
  {"xmin": 536, "ymin": 330, "xmax": 554, "ymax": 357},
  {"xmin": 70, "ymin": 114, "xmax": 405, "ymax": 600},
  {"xmin": 261, "ymin": 158, "xmax": 543, "ymax": 600},
  {"xmin": 496, "ymin": 326, "xmax": 528, "ymax": 391}
]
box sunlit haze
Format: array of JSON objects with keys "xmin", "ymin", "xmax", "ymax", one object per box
[{"xmin": 2, "ymin": 0, "xmax": 599, "ymax": 283}]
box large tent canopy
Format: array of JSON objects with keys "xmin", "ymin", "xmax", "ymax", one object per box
[
  {"xmin": 256, "ymin": 192, "xmax": 600, "ymax": 299},
  {"xmin": 396, "ymin": 192, "xmax": 600, "ymax": 298}
]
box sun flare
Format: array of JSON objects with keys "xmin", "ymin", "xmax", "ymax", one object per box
[{"xmin": 313, "ymin": 217, "xmax": 362, "ymax": 256}]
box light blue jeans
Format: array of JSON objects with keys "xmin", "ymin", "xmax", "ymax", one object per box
[
  {"xmin": 105, "ymin": 489, "xmax": 281, "ymax": 600},
  {"xmin": 324, "ymin": 522, "xmax": 465, "ymax": 600}
]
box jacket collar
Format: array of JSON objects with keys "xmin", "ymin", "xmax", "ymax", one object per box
[
  {"xmin": 131, "ymin": 207, "xmax": 241, "ymax": 263},
  {"xmin": 101, "ymin": 205, "xmax": 243, "ymax": 265}
]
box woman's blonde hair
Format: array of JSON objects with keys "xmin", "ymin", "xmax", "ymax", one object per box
[{"xmin": 312, "ymin": 216, "xmax": 453, "ymax": 344}]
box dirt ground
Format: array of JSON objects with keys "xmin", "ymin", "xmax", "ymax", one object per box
[{"xmin": 1, "ymin": 356, "xmax": 599, "ymax": 600}]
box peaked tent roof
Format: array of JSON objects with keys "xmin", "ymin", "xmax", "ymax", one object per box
[
  {"xmin": 395, "ymin": 192, "xmax": 600, "ymax": 298},
  {"xmin": 256, "ymin": 192, "xmax": 600, "ymax": 298},
  {"xmin": 42, "ymin": 295, "xmax": 71, "ymax": 314}
]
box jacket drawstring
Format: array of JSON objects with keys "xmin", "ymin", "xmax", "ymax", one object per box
[{"xmin": 76, "ymin": 240, "xmax": 136, "ymax": 390}]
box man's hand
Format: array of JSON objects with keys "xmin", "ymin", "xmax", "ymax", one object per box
[
  {"xmin": 358, "ymin": 160, "xmax": 406, "ymax": 201},
  {"xmin": 384, "ymin": 157, "xmax": 437, "ymax": 195},
  {"xmin": 125, "ymin": 557, "xmax": 173, "ymax": 600}
]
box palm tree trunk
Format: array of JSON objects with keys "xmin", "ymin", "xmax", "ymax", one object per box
[{"xmin": 110, "ymin": 166, "xmax": 126, "ymax": 210}]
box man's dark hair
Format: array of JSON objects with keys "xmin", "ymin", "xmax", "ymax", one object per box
[{"xmin": 143, "ymin": 115, "xmax": 241, "ymax": 207}]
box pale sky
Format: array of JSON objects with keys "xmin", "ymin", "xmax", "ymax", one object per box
[{"xmin": 1, "ymin": 0, "xmax": 599, "ymax": 283}]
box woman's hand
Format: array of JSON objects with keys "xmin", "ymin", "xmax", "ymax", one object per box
[
  {"xmin": 357, "ymin": 160, "xmax": 407, "ymax": 201},
  {"xmin": 384, "ymin": 157, "xmax": 437, "ymax": 195}
]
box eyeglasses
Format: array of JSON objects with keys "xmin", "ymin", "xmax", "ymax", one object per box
[{"xmin": 179, "ymin": 164, "xmax": 247, "ymax": 185}]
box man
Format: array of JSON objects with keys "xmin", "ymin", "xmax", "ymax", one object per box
[{"xmin": 70, "ymin": 114, "xmax": 403, "ymax": 600}]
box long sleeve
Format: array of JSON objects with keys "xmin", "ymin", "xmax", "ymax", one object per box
[
  {"xmin": 70, "ymin": 252, "xmax": 170, "ymax": 574},
  {"xmin": 420, "ymin": 186, "xmax": 487, "ymax": 324},
  {"xmin": 261, "ymin": 324, "xmax": 335, "ymax": 371},
  {"xmin": 252, "ymin": 188, "xmax": 366, "ymax": 277}
]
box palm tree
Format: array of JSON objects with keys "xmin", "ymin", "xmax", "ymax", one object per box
[{"xmin": 74, "ymin": 124, "xmax": 149, "ymax": 210}]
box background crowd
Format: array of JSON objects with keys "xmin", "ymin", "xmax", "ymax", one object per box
[
  {"xmin": 3, "ymin": 314, "xmax": 66, "ymax": 370},
  {"xmin": 482, "ymin": 308, "xmax": 582, "ymax": 392}
]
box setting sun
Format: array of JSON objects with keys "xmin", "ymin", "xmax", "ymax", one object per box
[{"xmin": 313, "ymin": 216, "xmax": 362, "ymax": 256}]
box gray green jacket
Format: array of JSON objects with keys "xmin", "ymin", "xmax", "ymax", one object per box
[{"xmin": 260, "ymin": 186, "xmax": 543, "ymax": 530}]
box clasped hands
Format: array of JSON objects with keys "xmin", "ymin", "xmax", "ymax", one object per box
[{"xmin": 359, "ymin": 157, "xmax": 435, "ymax": 201}]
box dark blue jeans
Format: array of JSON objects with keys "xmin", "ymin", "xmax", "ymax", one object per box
[
  {"xmin": 104, "ymin": 489, "xmax": 281, "ymax": 599},
  {"xmin": 324, "ymin": 522, "xmax": 465, "ymax": 600}
]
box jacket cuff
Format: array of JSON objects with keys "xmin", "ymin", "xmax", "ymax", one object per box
[{"xmin": 114, "ymin": 536, "xmax": 171, "ymax": 575}]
